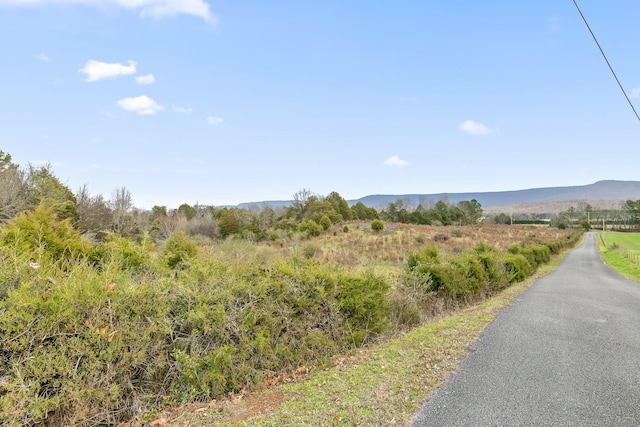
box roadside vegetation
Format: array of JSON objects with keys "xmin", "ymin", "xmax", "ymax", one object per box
[{"xmin": 0, "ymin": 148, "xmax": 591, "ymax": 425}]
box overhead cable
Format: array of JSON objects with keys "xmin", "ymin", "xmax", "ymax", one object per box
[{"xmin": 572, "ymin": 0, "xmax": 640, "ymax": 123}]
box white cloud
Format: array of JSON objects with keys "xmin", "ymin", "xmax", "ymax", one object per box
[
  {"xmin": 135, "ymin": 74, "xmax": 155, "ymax": 84},
  {"xmin": 173, "ymin": 105, "xmax": 193, "ymax": 113},
  {"xmin": 207, "ymin": 116, "xmax": 224, "ymax": 126},
  {"xmin": 116, "ymin": 96, "xmax": 164, "ymax": 115},
  {"xmin": 35, "ymin": 53, "xmax": 49, "ymax": 61},
  {"xmin": 1, "ymin": 0, "xmax": 216, "ymax": 22},
  {"xmin": 384, "ymin": 155, "xmax": 409, "ymax": 168},
  {"xmin": 80, "ymin": 60, "xmax": 137, "ymax": 82},
  {"xmin": 632, "ymin": 87, "xmax": 640, "ymax": 99},
  {"xmin": 459, "ymin": 120, "xmax": 494, "ymax": 136}
]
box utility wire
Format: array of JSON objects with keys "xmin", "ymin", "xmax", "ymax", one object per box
[{"xmin": 572, "ymin": 0, "xmax": 640, "ymax": 123}]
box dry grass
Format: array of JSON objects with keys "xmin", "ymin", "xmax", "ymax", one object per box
[{"xmin": 278, "ymin": 222, "xmax": 573, "ymax": 278}]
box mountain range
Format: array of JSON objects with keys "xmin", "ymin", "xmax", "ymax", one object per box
[{"xmin": 236, "ymin": 180, "xmax": 640, "ymax": 213}]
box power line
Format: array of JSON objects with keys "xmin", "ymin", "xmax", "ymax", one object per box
[{"xmin": 572, "ymin": 0, "xmax": 640, "ymax": 123}]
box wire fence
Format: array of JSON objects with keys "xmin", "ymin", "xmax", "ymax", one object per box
[
  {"xmin": 624, "ymin": 250, "xmax": 640, "ymax": 266},
  {"xmin": 599, "ymin": 233, "xmax": 640, "ymax": 266}
]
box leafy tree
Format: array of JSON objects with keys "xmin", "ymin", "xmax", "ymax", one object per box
[
  {"xmin": 27, "ymin": 163, "xmax": 77, "ymax": 222},
  {"xmin": 428, "ymin": 200, "xmax": 450, "ymax": 225},
  {"xmin": 216, "ymin": 208, "xmax": 240, "ymax": 238},
  {"xmin": 624, "ymin": 200, "xmax": 640, "ymax": 227},
  {"xmin": 151, "ymin": 205, "xmax": 168, "ymax": 220},
  {"xmin": 457, "ymin": 199, "xmax": 483, "ymax": 224},
  {"xmin": 177, "ymin": 203, "xmax": 197, "ymax": 220},
  {"xmin": 381, "ymin": 200, "xmax": 411, "ymax": 223},
  {"xmin": 493, "ymin": 213, "xmax": 511, "ymax": 225},
  {"xmin": 351, "ymin": 201, "xmax": 379, "ymax": 220},
  {"xmin": 0, "ymin": 149, "xmax": 30, "ymax": 222},
  {"xmin": 584, "ymin": 204, "xmax": 593, "ymax": 226},
  {"xmin": 410, "ymin": 204, "xmax": 431, "ymax": 225},
  {"xmin": 304, "ymin": 199, "xmax": 341, "ymax": 224},
  {"xmin": 325, "ymin": 191, "xmax": 354, "ymax": 221}
]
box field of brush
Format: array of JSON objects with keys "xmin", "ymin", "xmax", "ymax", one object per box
[{"xmin": 0, "ymin": 215, "xmax": 580, "ymax": 426}]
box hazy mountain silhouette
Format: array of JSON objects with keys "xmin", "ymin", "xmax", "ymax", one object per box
[{"xmin": 235, "ymin": 180, "xmax": 640, "ymax": 210}]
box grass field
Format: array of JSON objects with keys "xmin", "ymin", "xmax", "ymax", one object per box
[
  {"xmin": 598, "ymin": 231, "xmax": 640, "ymax": 283},
  {"xmin": 600, "ymin": 231, "xmax": 640, "ymax": 251}
]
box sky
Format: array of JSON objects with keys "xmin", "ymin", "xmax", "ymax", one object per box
[{"xmin": 1, "ymin": 1, "xmax": 639, "ymax": 209}]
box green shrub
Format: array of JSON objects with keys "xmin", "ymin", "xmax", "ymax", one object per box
[
  {"xmin": 160, "ymin": 232, "xmax": 197, "ymax": 269},
  {"xmin": 519, "ymin": 244, "xmax": 551, "ymax": 268},
  {"xmin": 0, "ymin": 265, "xmax": 173, "ymax": 426},
  {"xmin": 371, "ymin": 219, "xmax": 384, "ymax": 232},
  {"xmin": 1, "ymin": 203, "xmax": 88, "ymax": 264},
  {"xmin": 407, "ymin": 246, "xmax": 439, "ymax": 270},
  {"xmin": 90, "ymin": 232, "xmax": 152, "ymax": 272},
  {"xmin": 336, "ymin": 273, "xmax": 390, "ymax": 346},
  {"xmin": 299, "ymin": 220, "xmax": 323, "ymax": 237},
  {"xmin": 503, "ymin": 254, "xmax": 532, "ymax": 282},
  {"xmin": 319, "ymin": 215, "xmax": 332, "ymax": 231},
  {"xmin": 407, "ymin": 242, "xmax": 533, "ymax": 301}
]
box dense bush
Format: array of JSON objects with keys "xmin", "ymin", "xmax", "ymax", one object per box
[
  {"xmin": 0, "ymin": 262, "xmax": 172, "ymax": 426},
  {"xmin": 407, "ymin": 233, "xmax": 583, "ymax": 303},
  {"xmin": 160, "ymin": 232, "xmax": 197, "ymax": 269},
  {"xmin": 89, "ymin": 232, "xmax": 152, "ymax": 272},
  {"xmin": 371, "ymin": 219, "xmax": 384, "ymax": 231},
  {"xmin": 1, "ymin": 203, "xmax": 88, "ymax": 264},
  {"xmin": 0, "ymin": 235, "xmax": 392, "ymax": 425}
]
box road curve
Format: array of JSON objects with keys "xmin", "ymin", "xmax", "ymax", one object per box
[{"xmin": 412, "ymin": 232, "xmax": 640, "ymax": 427}]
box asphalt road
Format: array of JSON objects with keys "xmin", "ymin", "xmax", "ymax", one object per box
[{"xmin": 412, "ymin": 232, "xmax": 640, "ymax": 427}]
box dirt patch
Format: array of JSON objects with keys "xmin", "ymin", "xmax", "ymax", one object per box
[
  {"xmin": 219, "ymin": 390, "xmax": 290, "ymax": 423},
  {"xmin": 161, "ymin": 386, "xmax": 295, "ymax": 426}
]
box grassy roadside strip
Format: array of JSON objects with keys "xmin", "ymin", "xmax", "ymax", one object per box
[
  {"xmin": 597, "ymin": 232, "xmax": 640, "ymax": 283},
  {"xmin": 165, "ymin": 249, "xmax": 573, "ymax": 427}
]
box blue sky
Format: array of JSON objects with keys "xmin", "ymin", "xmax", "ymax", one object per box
[{"xmin": 1, "ymin": 1, "xmax": 639, "ymax": 209}]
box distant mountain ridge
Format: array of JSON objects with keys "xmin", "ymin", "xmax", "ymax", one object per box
[{"xmin": 235, "ymin": 180, "xmax": 640, "ymax": 210}]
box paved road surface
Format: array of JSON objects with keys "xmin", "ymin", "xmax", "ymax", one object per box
[{"xmin": 413, "ymin": 232, "xmax": 640, "ymax": 426}]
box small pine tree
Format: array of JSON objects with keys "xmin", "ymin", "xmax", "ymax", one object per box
[
  {"xmin": 319, "ymin": 215, "xmax": 332, "ymax": 230},
  {"xmin": 371, "ymin": 219, "xmax": 384, "ymax": 232}
]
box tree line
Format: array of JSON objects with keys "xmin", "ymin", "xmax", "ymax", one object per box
[{"xmin": 1, "ymin": 148, "xmax": 492, "ymax": 243}]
